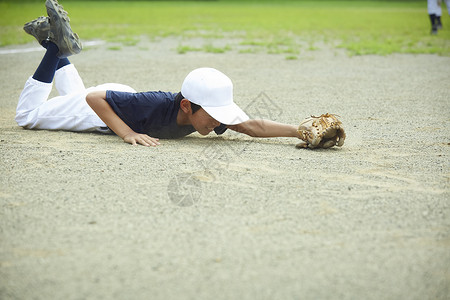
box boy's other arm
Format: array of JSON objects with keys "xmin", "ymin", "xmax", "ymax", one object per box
[
  {"xmin": 227, "ymin": 119, "xmax": 301, "ymax": 138},
  {"xmin": 86, "ymin": 91, "xmax": 160, "ymax": 146}
]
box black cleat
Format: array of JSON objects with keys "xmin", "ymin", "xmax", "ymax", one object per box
[
  {"xmin": 23, "ymin": 16, "xmax": 50, "ymax": 45},
  {"xmin": 45, "ymin": 0, "xmax": 82, "ymax": 58}
]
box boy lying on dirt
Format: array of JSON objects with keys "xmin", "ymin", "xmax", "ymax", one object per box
[{"xmin": 17, "ymin": 0, "xmax": 344, "ymax": 149}]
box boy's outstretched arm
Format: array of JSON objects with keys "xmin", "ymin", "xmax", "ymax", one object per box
[
  {"xmin": 227, "ymin": 119, "xmax": 301, "ymax": 138},
  {"xmin": 86, "ymin": 91, "xmax": 160, "ymax": 146}
]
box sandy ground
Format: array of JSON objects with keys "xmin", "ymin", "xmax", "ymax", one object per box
[{"xmin": 0, "ymin": 37, "xmax": 449, "ymax": 300}]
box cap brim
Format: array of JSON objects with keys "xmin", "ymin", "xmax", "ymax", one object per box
[{"xmin": 202, "ymin": 102, "xmax": 249, "ymax": 125}]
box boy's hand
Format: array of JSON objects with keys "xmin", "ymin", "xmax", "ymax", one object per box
[{"xmin": 123, "ymin": 132, "xmax": 160, "ymax": 147}]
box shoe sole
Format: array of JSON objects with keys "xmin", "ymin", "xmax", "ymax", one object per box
[
  {"xmin": 46, "ymin": 0, "xmax": 82, "ymax": 58},
  {"xmin": 24, "ymin": 16, "xmax": 50, "ymax": 45}
]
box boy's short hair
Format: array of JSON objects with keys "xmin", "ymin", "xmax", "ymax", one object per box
[{"xmin": 175, "ymin": 92, "xmax": 201, "ymax": 114}]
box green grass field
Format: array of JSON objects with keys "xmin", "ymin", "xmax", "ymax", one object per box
[{"xmin": 1, "ymin": 0, "xmax": 449, "ymax": 56}]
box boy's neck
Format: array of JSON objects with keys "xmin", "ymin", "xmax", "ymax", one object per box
[{"xmin": 176, "ymin": 108, "xmax": 191, "ymax": 126}]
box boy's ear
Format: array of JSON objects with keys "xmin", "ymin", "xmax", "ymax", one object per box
[{"xmin": 180, "ymin": 99, "xmax": 192, "ymax": 114}]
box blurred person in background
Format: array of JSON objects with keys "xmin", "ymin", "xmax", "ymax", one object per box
[{"xmin": 428, "ymin": 0, "xmax": 450, "ymax": 34}]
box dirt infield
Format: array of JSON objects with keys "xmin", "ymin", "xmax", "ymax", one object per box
[{"xmin": 1, "ymin": 38, "xmax": 449, "ymax": 299}]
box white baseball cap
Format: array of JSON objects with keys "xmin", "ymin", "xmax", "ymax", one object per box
[{"xmin": 181, "ymin": 67, "xmax": 249, "ymax": 125}]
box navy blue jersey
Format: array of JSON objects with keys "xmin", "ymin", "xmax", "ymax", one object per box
[{"xmin": 105, "ymin": 90, "xmax": 227, "ymax": 138}]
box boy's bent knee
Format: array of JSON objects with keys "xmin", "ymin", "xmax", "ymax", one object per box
[{"xmin": 15, "ymin": 111, "xmax": 31, "ymax": 128}]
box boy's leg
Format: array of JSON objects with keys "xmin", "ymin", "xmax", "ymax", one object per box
[
  {"xmin": 16, "ymin": 89, "xmax": 107, "ymax": 131},
  {"xmin": 15, "ymin": 78, "xmax": 53, "ymax": 128},
  {"xmin": 23, "ymin": 82, "xmax": 138, "ymax": 131},
  {"xmin": 16, "ymin": 0, "xmax": 95, "ymax": 131},
  {"xmin": 24, "ymin": 9, "xmax": 85, "ymax": 95},
  {"xmin": 16, "ymin": 41, "xmax": 60, "ymax": 125},
  {"xmin": 15, "ymin": 41, "xmax": 104, "ymax": 131},
  {"xmin": 32, "ymin": 41, "xmax": 60, "ymax": 83},
  {"xmin": 54, "ymin": 62, "xmax": 86, "ymax": 96}
]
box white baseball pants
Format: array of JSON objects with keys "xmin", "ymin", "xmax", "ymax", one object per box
[
  {"xmin": 15, "ymin": 64, "xmax": 136, "ymax": 132},
  {"xmin": 428, "ymin": 0, "xmax": 450, "ymax": 16}
]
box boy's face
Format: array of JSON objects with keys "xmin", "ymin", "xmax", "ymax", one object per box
[{"xmin": 190, "ymin": 108, "xmax": 221, "ymax": 135}]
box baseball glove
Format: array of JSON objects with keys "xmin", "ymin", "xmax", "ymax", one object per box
[{"xmin": 296, "ymin": 113, "xmax": 346, "ymax": 149}]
